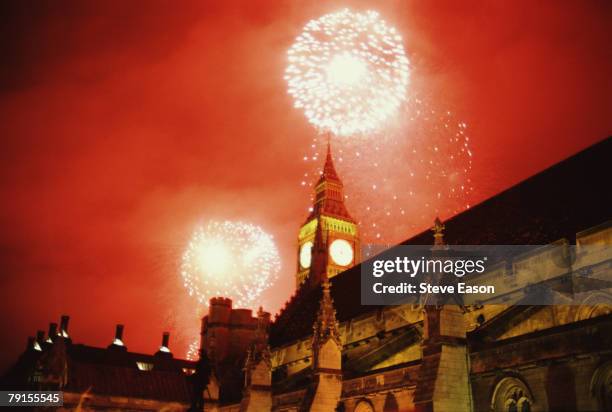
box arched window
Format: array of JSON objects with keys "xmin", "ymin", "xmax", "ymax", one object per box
[
  {"xmin": 491, "ymin": 376, "xmax": 534, "ymax": 412},
  {"xmin": 590, "ymin": 361, "xmax": 612, "ymax": 411},
  {"xmin": 354, "ymin": 399, "xmax": 375, "ymax": 412},
  {"xmin": 575, "ymin": 292, "xmax": 612, "ymax": 321}
]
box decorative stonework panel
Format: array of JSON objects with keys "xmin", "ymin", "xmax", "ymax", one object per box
[{"xmin": 491, "ymin": 376, "xmax": 534, "ymax": 412}]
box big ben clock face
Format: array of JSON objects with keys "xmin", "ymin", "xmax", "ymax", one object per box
[
  {"xmin": 329, "ymin": 239, "xmax": 353, "ymax": 266},
  {"xmin": 299, "ymin": 241, "xmax": 313, "ymax": 269}
]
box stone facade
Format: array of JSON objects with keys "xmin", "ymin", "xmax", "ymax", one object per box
[{"xmin": 206, "ymin": 139, "xmax": 612, "ymax": 411}]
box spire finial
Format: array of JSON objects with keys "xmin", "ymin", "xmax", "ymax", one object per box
[
  {"xmin": 312, "ymin": 278, "xmax": 341, "ymax": 348},
  {"xmin": 319, "ymin": 132, "xmax": 340, "ymax": 183},
  {"xmin": 432, "ymin": 217, "xmax": 445, "ymax": 246},
  {"xmin": 324, "ymin": 132, "xmax": 334, "ymax": 170}
]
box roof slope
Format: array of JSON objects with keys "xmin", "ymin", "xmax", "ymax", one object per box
[
  {"xmin": 2, "ymin": 341, "xmax": 196, "ymax": 403},
  {"xmin": 270, "ymin": 136, "xmax": 612, "ymax": 347},
  {"xmin": 63, "ymin": 344, "xmax": 195, "ymax": 402}
]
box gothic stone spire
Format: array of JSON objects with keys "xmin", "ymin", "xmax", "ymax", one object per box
[
  {"xmin": 312, "ymin": 279, "xmax": 342, "ymax": 354},
  {"xmin": 306, "ymin": 279, "xmax": 343, "ymax": 411}
]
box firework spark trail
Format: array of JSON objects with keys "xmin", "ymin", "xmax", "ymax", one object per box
[
  {"xmin": 181, "ymin": 220, "xmax": 281, "ymax": 309},
  {"xmin": 186, "ymin": 339, "xmax": 200, "ymax": 361},
  {"xmin": 286, "ymin": 9, "xmax": 410, "ymax": 136},
  {"xmin": 301, "ymin": 95, "xmax": 474, "ymax": 245}
]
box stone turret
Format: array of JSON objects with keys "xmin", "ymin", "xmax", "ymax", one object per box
[
  {"xmin": 200, "ymin": 297, "xmax": 265, "ymax": 410},
  {"xmin": 203, "ymin": 297, "xmax": 232, "ymax": 362}
]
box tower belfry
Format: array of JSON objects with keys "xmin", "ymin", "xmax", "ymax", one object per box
[{"xmin": 296, "ymin": 140, "xmax": 360, "ymax": 288}]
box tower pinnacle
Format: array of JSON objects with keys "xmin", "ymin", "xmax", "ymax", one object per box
[
  {"xmin": 432, "ymin": 217, "xmax": 446, "ymax": 247},
  {"xmin": 317, "ymin": 136, "xmax": 341, "ymax": 185},
  {"xmin": 308, "ymin": 140, "xmax": 353, "ymax": 222},
  {"xmin": 312, "ymin": 279, "xmax": 342, "ymax": 360}
]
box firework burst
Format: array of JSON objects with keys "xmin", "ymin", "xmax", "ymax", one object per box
[
  {"xmin": 285, "ymin": 9, "xmax": 410, "ymax": 136},
  {"xmin": 181, "ymin": 220, "xmax": 281, "ymax": 309}
]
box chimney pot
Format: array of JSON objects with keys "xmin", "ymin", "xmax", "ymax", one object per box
[
  {"xmin": 60, "ymin": 315, "xmax": 70, "ymax": 338},
  {"xmin": 108, "ymin": 324, "xmax": 126, "ymax": 349},
  {"xmin": 115, "ymin": 324, "xmax": 124, "ymax": 340},
  {"xmin": 48, "ymin": 323, "xmax": 57, "ymax": 341},
  {"xmin": 156, "ymin": 332, "xmax": 171, "ymax": 355},
  {"xmin": 31, "ymin": 333, "xmax": 43, "ymax": 352}
]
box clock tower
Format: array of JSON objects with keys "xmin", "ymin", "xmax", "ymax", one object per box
[{"xmin": 296, "ymin": 142, "xmax": 360, "ymax": 288}]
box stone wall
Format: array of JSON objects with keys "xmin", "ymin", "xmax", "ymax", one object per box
[
  {"xmin": 470, "ymin": 314, "xmax": 612, "ymax": 412},
  {"xmin": 271, "ymin": 306, "xmax": 423, "ymax": 377}
]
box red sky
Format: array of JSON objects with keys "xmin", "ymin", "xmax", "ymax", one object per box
[{"xmin": 0, "ymin": 0, "xmax": 610, "ymax": 372}]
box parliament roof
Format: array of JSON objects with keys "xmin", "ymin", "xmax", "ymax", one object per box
[{"xmin": 270, "ymin": 136, "xmax": 612, "ymax": 348}]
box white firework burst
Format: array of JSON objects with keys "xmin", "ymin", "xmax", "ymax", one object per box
[
  {"xmin": 181, "ymin": 220, "xmax": 281, "ymax": 309},
  {"xmin": 285, "ymin": 9, "xmax": 410, "ymax": 136}
]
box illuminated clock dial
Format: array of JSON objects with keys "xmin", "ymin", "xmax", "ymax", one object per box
[
  {"xmin": 329, "ymin": 239, "xmax": 353, "ymax": 266},
  {"xmin": 299, "ymin": 241, "xmax": 313, "ymax": 269}
]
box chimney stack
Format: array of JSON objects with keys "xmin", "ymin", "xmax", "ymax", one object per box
[
  {"xmin": 47, "ymin": 323, "xmax": 57, "ymax": 343},
  {"xmin": 162, "ymin": 332, "xmax": 170, "ymax": 349},
  {"xmin": 113, "ymin": 324, "xmax": 124, "ymax": 346},
  {"xmin": 115, "ymin": 324, "xmax": 124, "ymax": 340},
  {"xmin": 107, "ymin": 324, "xmax": 127, "ymax": 350},
  {"xmin": 156, "ymin": 332, "xmax": 171, "ymax": 355},
  {"xmin": 33, "ymin": 331, "xmax": 44, "ymax": 351},
  {"xmin": 59, "ymin": 315, "xmax": 70, "ymax": 338}
]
